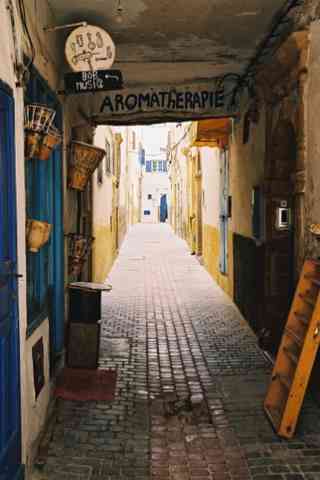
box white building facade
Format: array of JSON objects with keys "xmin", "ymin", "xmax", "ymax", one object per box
[{"xmin": 140, "ymin": 125, "xmax": 170, "ymax": 224}]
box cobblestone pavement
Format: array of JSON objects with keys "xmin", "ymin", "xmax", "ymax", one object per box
[{"xmin": 34, "ymin": 224, "xmax": 320, "ymax": 480}]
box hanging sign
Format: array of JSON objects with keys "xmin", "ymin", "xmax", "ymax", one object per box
[
  {"xmin": 64, "ymin": 70, "xmax": 123, "ymax": 94},
  {"xmin": 65, "ymin": 25, "xmax": 116, "ymax": 72},
  {"xmin": 68, "ymin": 81, "xmax": 238, "ymax": 125}
]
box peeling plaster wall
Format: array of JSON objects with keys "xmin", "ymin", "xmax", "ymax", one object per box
[
  {"xmin": 230, "ymin": 103, "xmax": 266, "ymax": 239},
  {"xmin": 306, "ymin": 21, "xmax": 320, "ymax": 258},
  {"xmin": 92, "ymin": 126, "xmax": 115, "ymax": 282}
]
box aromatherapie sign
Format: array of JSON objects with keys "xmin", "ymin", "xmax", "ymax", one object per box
[
  {"xmin": 75, "ymin": 82, "xmax": 238, "ymax": 124},
  {"xmin": 100, "ymin": 87, "xmax": 225, "ymax": 114}
]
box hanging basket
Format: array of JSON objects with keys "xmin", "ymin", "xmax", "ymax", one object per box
[
  {"xmin": 38, "ymin": 126, "xmax": 62, "ymax": 161},
  {"xmin": 24, "ymin": 104, "xmax": 61, "ymax": 160},
  {"xmin": 68, "ymin": 141, "xmax": 106, "ymax": 191},
  {"xmin": 309, "ymin": 224, "xmax": 320, "ymax": 238},
  {"xmin": 24, "ymin": 103, "xmax": 56, "ymax": 133},
  {"xmin": 68, "ymin": 233, "xmax": 94, "ymax": 275},
  {"xmin": 25, "ymin": 129, "xmax": 42, "ymax": 159},
  {"xmin": 26, "ymin": 219, "xmax": 52, "ymax": 253}
]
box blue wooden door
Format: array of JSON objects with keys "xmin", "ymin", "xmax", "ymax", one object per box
[
  {"xmin": 219, "ymin": 148, "xmax": 229, "ymax": 274},
  {"xmin": 0, "ymin": 86, "xmax": 23, "ymax": 479},
  {"xmin": 160, "ymin": 194, "xmax": 168, "ymax": 223}
]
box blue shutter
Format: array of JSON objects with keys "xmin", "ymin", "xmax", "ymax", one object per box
[
  {"xmin": 25, "ymin": 69, "xmax": 64, "ymax": 363},
  {"xmin": 146, "ymin": 160, "xmax": 152, "ymax": 172},
  {"xmin": 139, "ymin": 147, "xmax": 145, "ymax": 165}
]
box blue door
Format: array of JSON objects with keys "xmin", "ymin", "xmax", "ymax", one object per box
[
  {"xmin": 0, "ymin": 85, "xmax": 23, "ymax": 479},
  {"xmin": 219, "ymin": 148, "xmax": 229, "ymax": 274},
  {"xmin": 160, "ymin": 194, "xmax": 168, "ymax": 223}
]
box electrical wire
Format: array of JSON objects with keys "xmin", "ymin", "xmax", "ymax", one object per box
[
  {"xmin": 168, "ymin": 123, "xmax": 193, "ymax": 154},
  {"xmin": 215, "ymin": 0, "xmax": 304, "ymax": 111},
  {"xmin": 17, "ymin": 0, "xmax": 35, "ymax": 75}
]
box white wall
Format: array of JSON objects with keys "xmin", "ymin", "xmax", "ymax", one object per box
[
  {"xmin": 141, "ymin": 171, "xmax": 170, "ymax": 223},
  {"xmin": 125, "ymin": 126, "xmax": 143, "ymax": 225},
  {"xmin": 201, "ymin": 147, "xmax": 220, "ymax": 227},
  {"xmin": 139, "ymin": 124, "xmax": 170, "ymax": 223}
]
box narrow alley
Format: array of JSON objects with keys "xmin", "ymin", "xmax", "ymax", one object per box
[{"xmin": 35, "ymin": 225, "xmax": 320, "ymax": 480}]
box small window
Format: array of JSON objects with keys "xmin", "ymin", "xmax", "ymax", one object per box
[
  {"xmin": 152, "ymin": 160, "xmax": 157, "ymax": 172},
  {"xmin": 148, "ymin": 194, "xmax": 152, "ymax": 200},
  {"xmin": 105, "ymin": 140, "xmax": 111, "ymax": 174},
  {"xmin": 144, "ymin": 210, "xmax": 151, "ymax": 215},
  {"xmin": 146, "ymin": 160, "xmax": 152, "ymax": 172},
  {"xmin": 163, "ymin": 160, "xmax": 168, "ymax": 172},
  {"xmin": 158, "ymin": 161, "xmax": 163, "ymax": 172}
]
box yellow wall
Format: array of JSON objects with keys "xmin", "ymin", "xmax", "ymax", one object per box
[
  {"xmin": 202, "ymin": 224, "xmax": 233, "ymax": 297},
  {"xmin": 92, "ymin": 224, "xmax": 115, "ymax": 282}
]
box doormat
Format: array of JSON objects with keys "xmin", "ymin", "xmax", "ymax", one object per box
[{"xmin": 54, "ymin": 368, "xmax": 117, "ymax": 401}]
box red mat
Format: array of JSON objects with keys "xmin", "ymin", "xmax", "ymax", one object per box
[{"xmin": 54, "ymin": 368, "xmax": 117, "ymax": 401}]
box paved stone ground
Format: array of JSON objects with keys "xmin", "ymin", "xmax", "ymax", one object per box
[{"xmin": 34, "ymin": 224, "xmax": 320, "ymax": 480}]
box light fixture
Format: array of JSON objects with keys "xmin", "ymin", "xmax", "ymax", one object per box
[{"xmin": 115, "ymin": 0, "xmax": 124, "ymax": 24}]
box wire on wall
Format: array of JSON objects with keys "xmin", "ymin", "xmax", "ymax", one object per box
[
  {"xmin": 17, "ymin": 0, "xmax": 35, "ymax": 76},
  {"xmin": 218, "ymin": 0, "xmax": 305, "ymax": 110}
]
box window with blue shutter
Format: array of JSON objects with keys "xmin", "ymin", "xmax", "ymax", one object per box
[
  {"xmin": 25, "ymin": 69, "xmax": 64, "ymax": 363},
  {"xmin": 146, "ymin": 160, "xmax": 152, "ymax": 172}
]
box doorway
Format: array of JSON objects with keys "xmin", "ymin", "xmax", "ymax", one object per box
[
  {"xmin": 219, "ymin": 148, "xmax": 229, "ymax": 274},
  {"xmin": 0, "ymin": 84, "xmax": 23, "ymax": 479},
  {"xmin": 263, "ymin": 119, "xmax": 296, "ymax": 353},
  {"xmin": 160, "ymin": 194, "xmax": 168, "ymax": 223}
]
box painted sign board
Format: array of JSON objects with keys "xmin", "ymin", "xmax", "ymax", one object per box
[
  {"xmin": 69, "ymin": 82, "xmax": 238, "ymax": 125},
  {"xmin": 65, "ymin": 25, "xmax": 116, "ymax": 72},
  {"xmin": 64, "ymin": 70, "xmax": 123, "ymax": 94}
]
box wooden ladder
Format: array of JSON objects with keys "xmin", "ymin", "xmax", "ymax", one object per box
[{"xmin": 264, "ymin": 259, "xmax": 320, "ymax": 438}]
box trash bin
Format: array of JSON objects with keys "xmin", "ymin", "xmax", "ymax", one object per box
[
  {"xmin": 67, "ymin": 322, "xmax": 101, "ymax": 369},
  {"xmin": 67, "ymin": 282, "xmax": 112, "ymax": 368}
]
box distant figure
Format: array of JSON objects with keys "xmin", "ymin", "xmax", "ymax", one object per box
[{"xmin": 160, "ymin": 194, "xmax": 168, "ymax": 223}]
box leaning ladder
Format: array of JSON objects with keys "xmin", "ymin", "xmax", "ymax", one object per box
[{"xmin": 264, "ymin": 259, "xmax": 320, "ymax": 438}]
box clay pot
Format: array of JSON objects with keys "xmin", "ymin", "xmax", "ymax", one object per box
[
  {"xmin": 26, "ymin": 219, "xmax": 52, "ymax": 253},
  {"xmin": 38, "ymin": 127, "xmax": 62, "ymax": 161},
  {"xmin": 68, "ymin": 141, "xmax": 106, "ymax": 191}
]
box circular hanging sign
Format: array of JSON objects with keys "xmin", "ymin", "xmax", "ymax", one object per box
[{"xmin": 65, "ymin": 25, "xmax": 116, "ymax": 72}]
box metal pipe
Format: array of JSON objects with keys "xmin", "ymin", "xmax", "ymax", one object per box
[{"xmin": 43, "ymin": 21, "xmax": 87, "ymax": 33}]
